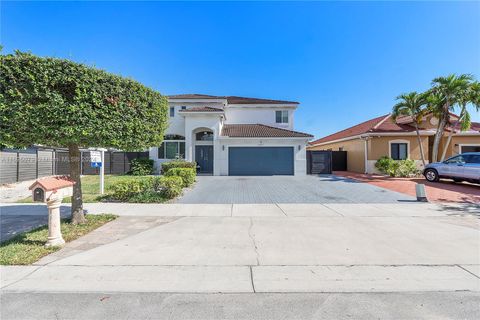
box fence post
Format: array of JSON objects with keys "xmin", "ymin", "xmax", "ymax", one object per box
[
  {"xmin": 52, "ymin": 150, "xmax": 55, "ymax": 175},
  {"xmin": 80, "ymin": 151, "xmax": 84, "ymax": 175},
  {"xmin": 36, "ymin": 149, "xmax": 39, "ymax": 179},
  {"xmin": 16, "ymin": 152, "xmax": 20, "ymax": 182}
]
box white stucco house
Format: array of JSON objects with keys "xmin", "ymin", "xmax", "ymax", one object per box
[{"xmin": 149, "ymin": 94, "xmax": 313, "ymax": 176}]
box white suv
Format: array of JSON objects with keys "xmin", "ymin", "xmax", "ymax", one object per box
[{"xmin": 423, "ymin": 152, "xmax": 480, "ymax": 184}]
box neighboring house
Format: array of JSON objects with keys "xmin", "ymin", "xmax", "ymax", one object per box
[
  {"xmin": 149, "ymin": 94, "xmax": 313, "ymax": 176},
  {"xmin": 308, "ymin": 113, "xmax": 480, "ymax": 174}
]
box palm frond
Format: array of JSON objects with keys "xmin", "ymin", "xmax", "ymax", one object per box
[{"xmin": 460, "ymin": 111, "xmax": 471, "ymax": 131}]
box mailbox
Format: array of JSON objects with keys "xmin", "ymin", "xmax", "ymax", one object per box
[
  {"xmin": 33, "ymin": 188, "xmax": 45, "ymax": 202},
  {"xmin": 29, "ymin": 176, "xmax": 75, "ymax": 203},
  {"xmin": 29, "ymin": 176, "xmax": 76, "ymax": 247}
]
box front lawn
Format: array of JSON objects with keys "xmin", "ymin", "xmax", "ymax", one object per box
[
  {"xmin": 0, "ymin": 214, "xmax": 117, "ymax": 265},
  {"xmin": 17, "ymin": 175, "xmax": 147, "ymax": 203}
]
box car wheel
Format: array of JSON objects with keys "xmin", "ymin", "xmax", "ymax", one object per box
[{"xmin": 424, "ymin": 169, "xmax": 439, "ymax": 182}]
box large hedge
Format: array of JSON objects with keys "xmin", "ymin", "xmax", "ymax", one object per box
[{"xmin": 0, "ymin": 51, "xmax": 169, "ymax": 223}]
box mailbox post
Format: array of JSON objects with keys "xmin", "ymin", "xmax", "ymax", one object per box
[{"xmin": 29, "ymin": 176, "xmax": 75, "ymax": 247}]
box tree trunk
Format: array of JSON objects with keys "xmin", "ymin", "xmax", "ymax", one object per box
[
  {"xmin": 414, "ymin": 123, "xmax": 426, "ymax": 166},
  {"xmin": 68, "ymin": 144, "xmax": 86, "ymax": 224},
  {"xmin": 440, "ymin": 109, "xmax": 465, "ymax": 162},
  {"xmin": 431, "ymin": 103, "xmax": 449, "ymax": 162}
]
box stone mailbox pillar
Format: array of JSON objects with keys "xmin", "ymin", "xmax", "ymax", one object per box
[
  {"xmin": 45, "ymin": 192, "xmax": 65, "ymax": 247},
  {"xmin": 29, "ymin": 176, "xmax": 75, "ymax": 247}
]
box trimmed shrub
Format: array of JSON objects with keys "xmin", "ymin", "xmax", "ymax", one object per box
[
  {"xmin": 108, "ymin": 178, "xmax": 153, "ymax": 201},
  {"xmin": 164, "ymin": 168, "xmax": 196, "ymax": 187},
  {"xmin": 396, "ymin": 159, "xmax": 419, "ymax": 177},
  {"xmin": 375, "ymin": 156, "xmax": 398, "ymax": 177},
  {"xmin": 375, "ymin": 156, "xmax": 419, "ymax": 177},
  {"xmin": 130, "ymin": 158, "xmax": 154, "ymax": 176},
  {"xmin": 161, "ymin": 160, "xmax": 196, "ymax": 174},
  {"xmin": 157, "ymin": 176, "xmax": 183, "ymax": 199},
  {"xmin": 107, "ymin": 176, "xmax": 183, "ymax": 202}
]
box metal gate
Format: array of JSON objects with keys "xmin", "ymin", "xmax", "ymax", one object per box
[
  {"xmin": 307, "ymin": 151, "xmax": 332, "ymax": 174},
  {"xmin": 307, "ymin": 150, "xmax": 347, "ymax": 174},
  {"xmin": 332, "ymin": 151, "xmax": 347, "ymax": 171}
]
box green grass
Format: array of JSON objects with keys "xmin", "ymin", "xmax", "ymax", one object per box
[
  {"xmin": 0, "ymin": 214, "xmax": 117, "ymax": 265},
  {"xmin": 18, "ymin": 175, "xmax": 148, "ymax": 203}
]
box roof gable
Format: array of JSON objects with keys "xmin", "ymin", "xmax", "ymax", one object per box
[
  {"xmin": 310, "ymin": 112, "xmax": 480, "ymax": 146},
  {"xmin": 29, "ymin": 176, "xmax": 75, "ymax": 191},
  {"xmin": 310, "ymin": 114, "xmax": 391, "ymax": 145}
]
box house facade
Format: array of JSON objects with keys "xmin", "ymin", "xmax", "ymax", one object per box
[
  {"xmin": 308, "ymin": 113, "xmax": 480, "ymax": 174},
  {"xmin": 149, "ymin": 94, "xmax": 313, "ymax": 176}
]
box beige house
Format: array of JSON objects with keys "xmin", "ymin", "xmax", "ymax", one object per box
[{"xmin": 308, "ymin": 113, "xmax": 480, "ymax": 174}]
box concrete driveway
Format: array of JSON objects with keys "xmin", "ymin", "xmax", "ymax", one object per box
[
  {"xmin": 177, "ymin": 175, "xmax": 415, "ymax": 203},
  {"xmin": 2, "ymin": 202, "xmax": 479, "ymax": 295}
]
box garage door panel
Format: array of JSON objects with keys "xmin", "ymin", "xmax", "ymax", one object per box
[{"xmin": 228, "ymin": 147, "xmax": 294, "ymax": 176}]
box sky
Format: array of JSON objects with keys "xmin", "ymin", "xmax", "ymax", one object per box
[{"xmin": 1, "ymin": 1, "xmax": 479, "ymax": 139}]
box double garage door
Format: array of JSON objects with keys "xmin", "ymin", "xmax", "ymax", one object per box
[{"xmin": 228, "ymin": 147, "xmax": 294, "ymax": 176}]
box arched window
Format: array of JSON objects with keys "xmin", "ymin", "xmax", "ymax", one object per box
[
  {"xmin": 195, "ymin": 131, "xmax": 214, "ymax": 141},
  {"xmin": 158, "ymin": 135, "xmax": 185, "ymax": 159}
]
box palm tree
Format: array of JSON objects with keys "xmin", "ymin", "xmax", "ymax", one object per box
[
  {"xmin": 439, "ymin": 81, "xmax": 480, "ymax": 161},
  {"xmin": 428, "ymin": 74, "xmax": 474, "ymax": 162},
  {"xmin": 392, "ymin": 92, "xmax": 428, "ymax": 166}
]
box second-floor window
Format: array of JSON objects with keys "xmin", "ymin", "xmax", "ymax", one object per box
[
  {"xmin": 276, "ymin": 110, "xmax": 288, "ymax": 123},
  {"xmin": 170, "ymin": 107, "xmax": 175, "ymax": 117}
]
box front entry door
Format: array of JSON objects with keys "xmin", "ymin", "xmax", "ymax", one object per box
[{"xmin": 195, "ymin": 145, "xmax": 213, "ymax": 174}]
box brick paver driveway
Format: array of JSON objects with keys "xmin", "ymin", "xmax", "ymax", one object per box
[
  {"xmin": 177, "ymin": 175, "xmax": 415, "ymax": 204},
  {"xmin": 335, "ymin": 171, "xmax": 480, "ymax": 203}
]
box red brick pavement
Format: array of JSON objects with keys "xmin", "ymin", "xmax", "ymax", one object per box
[{"xmin": 334, "ymin": 171, "xmax": 480, "ymax": 204}]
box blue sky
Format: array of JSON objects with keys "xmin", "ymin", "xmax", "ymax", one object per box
[{"xmin": 2, "ymin": 1, "xmax": 479, "ymax": 139}]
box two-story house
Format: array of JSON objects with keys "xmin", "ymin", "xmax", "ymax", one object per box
[{"xmin": 149, "ymin": 94, "xmax": 313, "ymax": 176}]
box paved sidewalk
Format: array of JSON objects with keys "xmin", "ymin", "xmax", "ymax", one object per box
[
  {"xmin": 2, "ymin": 201, "xmax": 477, "ymax": 243},
  {"xmin": 3, "ymin": 202, "xmax": 474, "ymax": 218},
  {"xmin": 335, "ymin": 171, "xmax": 480, "ymax": 203}
]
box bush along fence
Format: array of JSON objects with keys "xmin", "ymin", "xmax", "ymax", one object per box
[{"xmin": 0, "ymin": 147, "xmax": 149, "ymax": 184}]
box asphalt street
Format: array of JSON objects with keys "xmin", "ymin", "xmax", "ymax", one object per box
[{"xmin": 2, "ymin": 292, "xmax": 479, "ymax": 320}]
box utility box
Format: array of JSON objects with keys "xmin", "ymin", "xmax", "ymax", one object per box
[{"xmin": 29, "ymin": 176, "xmax": 75, "ymax": 247}]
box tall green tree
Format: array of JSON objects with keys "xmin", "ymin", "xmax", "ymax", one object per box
[
  {"xmin": 0, "ymin": 51, "xmax": 168, "ymax": 223},
  {"xmin": 428, "ymin": 74, "xmax": 474, "ymax": 162},
  {"xmin": 392, "ymin": 92, "xmax": 428, "ymax": 166},
  {"xmin": 439, "ymin": 81, "xmax": 480, "ymax": 161}
]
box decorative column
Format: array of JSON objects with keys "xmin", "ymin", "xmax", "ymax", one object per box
[{"xmin": 45, "ymin": 193, "xmax": 65, "ymax": 247}]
